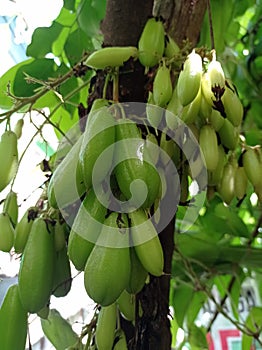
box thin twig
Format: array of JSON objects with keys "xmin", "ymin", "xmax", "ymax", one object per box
[{"xmin": 206, "ymin": 0, "xmax": 215, "ymax": 50}]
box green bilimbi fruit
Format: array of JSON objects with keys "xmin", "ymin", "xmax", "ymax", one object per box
[
  {"xmin": 54, "ymin": 220, "xmax": 67, "ymax": 252},
  {"xmin": 164, "ymin": 34, "xmax": 180, "ymax": 59},
  {"xmin": 199, "ymin": 124, "xmax": 219, "ymax": 171},
  {"xmin": 13, "ymin": 118, "xmax": 24, "ymax": 139},
  {"xmin": 166, "ymin": 87, "xmax": 183, "ymax": 130},
  {"xmin": 18, "ymin": 217, "xmax": 56, "ymax": 313},
  {"xmin": 68, "ymin": 187, "xmax": 107, "ymax": 271},
  {"xmin": 218, "ymin": 118, "xmax": 239, "ymax": 150},
  {"xmin": 243, "ymin": 147, "xmax": 262, "ymax": 187},
  {"xmin": 217, "ymin": 161, "xmax": 236, "ymax": 205},
  {"xmin": 159, "ymin": 132, "xmax": 175, "ymax": 166},
  {"xmin": 114, "ymin": 119, "xmax": 160, "ymax": 209},
  {"xmin": 95, "ymin": 303, "xmax": 117, "ymax": 350},
  {"xmin": 129, "ymin": 209, "xmax": 164, "ymax": 277},
  {"xmin": 153, "ymin": 62, "xmax": 173, "ymax": 107},
  {"xmin": 177, "ymin": 49, "xmax": 203, "ymax": 106},
  {"xmin": 79, "ymin": 106, "xmax": 116, "ymax": 190},
  {"xmin": 113, "ymin": 329, "xmax": 128, "ymax": 350},
  {"xmin": 234, "ymin": 166, "xmax": 248, "ymax": 200},
  {"xmin": 48, "ymin": 134, "xmax": 86, "ymax": 209},
  {"xmin": 201, "ymin": 52, "xmax": 225, "ymax": 106},
  {"xmin": 209, "ymin": 108, "xmax": 225, "ymax": 131},
  {"xmin": 222, "ymin": 80, "xmax": 243, "ymax": 127},
  {"xmin": 14, "ymin": 207, "xmax": 37, "ymax": 254},
  {"xmin": 52, "ymin": 246, "xmax": 72, "ymax": 298},
  {"xmin": 138, "ymin": 17, "xmax": 165, "ymax": 69},
  {"xmin": 208, "ymin": 145, "xmax": 226, "ymax": 186},
  {"xmin": 146, "ymin": 91, "xmax": 163, "ymax": 128},
  {"xmin": 41, "ymin": 309, "xmax": 79, "ymax": 350},
  {"xmin": 85, "ymin": 46, "xmax": 138, "ymax": 70},
  {"xmin": 0, "ymin": 284, "xmax": 27, "ymax": 350},
  {"xmin": 117, "ymin": 289, "xmax": 136, "ymax": 321},
  {"xmin": 180, "ymin": 85, "xmax": 201, "ymax": 124},
  {"xmin": 3, "ymin": 190, "xmax": 18, "ymax": 227},
  {"xmin": 126, "ymin": 247, "xmax": 148, "ymax": 294},
  {"xmin": 84, "ymin": 212, "xmax": 131, "ymax": 306},
  {"xmin": 145, "ymin": 132, "xmax": 159, "ymax": 165},
  {"xmin": 0, "ymin": 212, "xmax": 14, "ymax": 252},
  {"xmin": 0, "ymin": 131, "xmax": 18, "ymax": 193}
]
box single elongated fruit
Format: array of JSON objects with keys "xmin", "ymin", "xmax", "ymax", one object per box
[
  {"xmin": 52, "ymin": 246, "xmax": 72, "ymax": 298},
  {"xmin": 114, "ymin": 119, "xmax": 160, "ymax": 209},
  {"xmin": 199, "ymin": 124, "xmax": 219, "ymax": 171},
  {"xmin": 177, "ymin": 49, "xmax": 203, "ymax": 106},
  {"xmin": 243, "ymin": 148, "xmax": 262, "ymax": 187},
  {"xmin": 113, "ymin": 329, "xmax": 128, "ymax": 350},
  {"xmin": 153, "ymin": 63, "xmax": 173, "ymax": 107},
  {"xmin": 0, "ymin": 284, "xmax": 27, "ymax": 350},
  {"xmin": 126, "ymin": 247, "xmax": 148, "ymax": 294},
  {"xmin": 209, "ymin": 108, "xmax": 225, "ymax": 131},
  {"xmin": 138, "ymin": 17, "xmax": 165, "ymax": 69},
  {"xmin": 79, "ymin": 107, "xmax": 116, "ymax": 189},
  {"xmin": 48, "ymin": 134, "xmax": 85, "ymax": 209},
  {"xmin": 14, "ymin": 207, "xmax": 37, "ymax": 253},
  {"xmin": 41, "ymin": 309, "xmax": 79, "ymax": 350},
  {"xmin": 202, "ymin": 52, "xmax": 225, "ymax": 105},
  {"xmin": 217, "ymin": 162, "xmax": 236, "ymax": 205},
  {"xmin": 117, "ymin": 290, "xmax": 135, "ymax": 321},
  {"xmin": 85, "ymin": 46, "xmax": 138, "ymax": 69},
  {"xmin": 68, "ymin": 187, "xmax": 107, "ymax": 271},
  {"xmin": 95, "ymin": 303, "xmax": 117, "ymax": 350},
  {"xmin": 218, "ymin": 118, "xmax": 239, "ymax": 150},
  {"xmin": 3, "ymin": 190, "xmax": 18, "ymax": 226},
  {"xmin": 164, "ymin": 34, "xmax": 180, "ymax": 59},
  {"xmin": 208, "ymin": 145, "xmax": 226, "ymax": 186},
  {"xmin": 13, "ymin": 118, "xmax": 24, "ymax": 139},
  {"xmin": 234, "ymin": 166, "xmax": 248, "ymax": 200},
  {"xmin": 0, "ymin": 212, "xmax": 15, "ymax": 252},
  {"xmin": 146, "ymin": 92, "xmax": 163, "ymax": 128},
  {"xmin": 222, "ymin": 81, "xmax": 243, "ymax": 126},
  {"xmin": 84, "ymin": 212, "xmax": 131, "ymax": 306},
  {"xmin": 54, "ymin": 220, "xmax": 67, "ymax": 252},
  {"xmin": 18, "ymin": 217, "xmax": 56, "ymax": 313},
  {"xmin": 180, "ymin": 85, "xmax": 201, "ymax": 124},
  {"xmin": 129, "ymin": 209, "xmax": 164, "ymax": 276},
  {"xmin": 0, "ymin": 131, "xmax": 18, "ymax": 193}
]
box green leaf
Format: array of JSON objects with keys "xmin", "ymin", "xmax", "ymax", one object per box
[
  {"xmin": 33, "ymin": 91, "xmax": 60, "ymax": 110},
  {"xmin": 77, "ymin": 0, "xmax": 106, "ymax": 37},
  {"xmin": 13, "ymin": 58, "xmax": 57, "ymax": 97},
  {"xmin": 56, "ymin": 7, "xmax": 76, "ymax": 27},
  {"xmin": 172, "ymin": 283, "xmax": 194, "ymax": 327},
  {"xmin": 26, "ymin": 22, "xmax": 63, "ymax": 58},
  {"xmin": 64, "ymin": 0, "xmax": 75, "ymax": 11},
  {"xmin": 242, "ymin": 306, "xmax": 262, "ymax": 350},
  {"xmin": 0, "ymin": 58, "xmax": 34, "ymax": 109},
  {"xmin": 52, "ymin": 27, "xmax": 71, "ymax": 57},
  {"xmin": 186, "ymin": 291, "xmax": 207, "ymax": 327},
  {"xmin": 50, "ymin": 105, "xmax": 80, "ymax": 139},
  {"xmin": 64, "ymin": 28, "xmax": 94, "ymax": 66},
  {"xmin": 188, "ymin": 324, "xmax": 208, "ymax": 349}
]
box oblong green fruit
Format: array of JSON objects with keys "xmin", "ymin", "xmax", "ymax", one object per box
[
  {"xmin": 114, "ymin": 119, "xmax": 160, "ymax": 209},
  {"xmin": 218, "ymin": 118, "xmax": 239, "ymax": 150},
  {"xmin": 199, "ymin": 124, "xmax": 219, "ymax": 171},
  {"xmin": 113, "ymin": 329, "xmax": 128, "ymax": 350},
  {"xmin": 117, "ymin": 289, "xmax": 135, "ymax": 321},
  {"xmin": 0, "ymin": 284, "xmax": 27, "ymax": 350},
  {"xmin": 180, "ymin": 85, "xmax": 201, "ymax": 124},
  {"xmin": 95, "ymin": 303, "xmax": 117, "ymax": 350},
  {"xmin": 52, "ymin": 245, "xmax": 72, "ymax": 298},
  {"xmin": 48, "ymin": 134, "xmax": 86, "ymax": 209},
  {"xmin": 222, "ymin": 80, "xmax": 243, "ymax": 127},
  {"xmin": 13, "ymin": 118, "xmax": 24, "ymax": 139},
  {"xmin": 14, "ymin": 207, "xmax": 37, "ymax": 254},
  {"xmin": 0, "ymin": 212, "xmax": 14, "ymax": 252},
  {"xmin": 41, "ymin": 309, "xmax": 79, "ymax": 350},
  {"xmin": 129, "ymin": 209, "xmax": 164, "ymax": 276},
  {"xmin": 243, "ymin": 148, "xmax": 262, "ymax": 187},
  {"xmin": 164, "ymin": 34, "xmax": 180, "ymax": 59},
  {"xmin": 146, "ymin": 92, "xmax": 163, "ymax": 129},
  {"xmin": 153, "ymin": 63, "xmax": 173, "ymax": 107},
  {"xmin": 84, "ymin": 212, "xmax": 131, "ymax": 306},
  {"xmin": 217, "ymin": 162, "xmax": 236, "ymax": 205},
  {"xmin": 209, "ymin": 108, "xmax": 225, "ymax": 131},
  {"xmin": 54, "ymin": 220, "xmax": 67, "ymax": 252},
  {"xmin": 126, "ymin": 247, "xmax": 148, "ymax": 294},
  {"xmin": 79, "ymin": 106, "xmax": 116, "ymax": 189},
  {"xmin": 138, "ymin": 17, "xmax": 165, "ymax": 69},
  {"xmin": 177, "ymin": 49, "xmax": 202, "ymax": 106},
  {"xmin": 208, "ymin": 145, "xmax": 226, "ymax": 186},
  {"xmin": 234, "ymin": 166, "xmax": 248, "ymax": 200},
  {"xmin": 0, "ymin": 131, "xmax": 18, "ymax": 193},
  {"xmin": 68, "ymin": 187, "xmax": 107, "ymax": 271},
  {"xmin": 85, "ymin": 46, "xmax": 138, "ymax": 70},
  {"xmin": 3, "ymin": 190, "xmax": 18, "ymax": 226},
  {"xmin": 18, "ymin": 217, "xmax": 56, "ymax": 313}
]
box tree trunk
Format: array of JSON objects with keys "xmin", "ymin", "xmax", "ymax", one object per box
[{"xmin": 99, "ymin": 1, "xmax": 207, "ymax": 349}]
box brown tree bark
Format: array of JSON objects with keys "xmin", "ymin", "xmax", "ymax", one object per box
[{"xmin": 99, "ymin": 1, "xmax": 207, "ymax": 349}]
